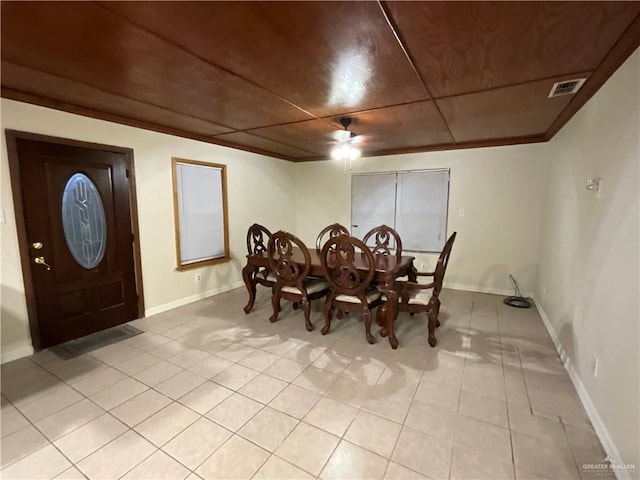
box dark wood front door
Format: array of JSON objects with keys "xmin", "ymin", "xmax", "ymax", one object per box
[{"xmin": 8, "ymin": 133, "xmax": 141, "ymax": 348}]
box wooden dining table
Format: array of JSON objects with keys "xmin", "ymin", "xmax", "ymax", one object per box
[{"xmin": 242, "ymin": 248, "xmax": 416, "ymax": 349}]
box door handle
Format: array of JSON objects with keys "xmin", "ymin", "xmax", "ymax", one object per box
[
  {"xmin": 32, "ymin": 241, "xmax": 43, "ymax": 249},
  {"xmin": 34, "ymin": 256, "xmax": 51, "ymax": 271}
]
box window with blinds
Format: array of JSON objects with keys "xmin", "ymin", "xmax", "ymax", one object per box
[
  {"xmin": 172, "ymin": 158, "xmax": 229, "ymax": 269},
  {"xmin": 351, "ymin": 169, "xmax": 450, "ymax": 253}
]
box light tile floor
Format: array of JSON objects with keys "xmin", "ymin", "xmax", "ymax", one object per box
[{"xmin": 1, "ymin": 287, "xmax": 612, "ymax": 479}]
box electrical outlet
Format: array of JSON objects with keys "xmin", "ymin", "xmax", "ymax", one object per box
[
  {"xmin": 592, "ymin": 355, "xmax": 599, "ymax": 378},
  {"xmin": 195, "ymin": 274, "xmax": 202, "ymax": 284},
  {"xmin": 458, "ymin": 208, "xmax": 465, "ymax": 217}
]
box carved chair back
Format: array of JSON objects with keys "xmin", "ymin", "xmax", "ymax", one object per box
[
  {"xmin": 246, "ymin": 223, "xmax": 272, "ymax": 256},
  {"xmin": 316, "ymin": 223, "xmax": 349, "ymax": 253},
  {"xmin": 321, "ymin": 235, "xmax": 375, "ymax": 299},
  {"xmin": 433, "ymin": 232, "xmax": 457, "ymax": 295},
  {"xmin": 268, "ymin": 231, "xmax": 311, "ymax": 290},
  {"xmin": 362, "ymin": 224, "xmax": 403, "ymax": 262}
]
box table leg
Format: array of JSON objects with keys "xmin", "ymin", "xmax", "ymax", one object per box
[{"xmin": 242, "ymin": 264, "xmax": 257, "ymax": 314}]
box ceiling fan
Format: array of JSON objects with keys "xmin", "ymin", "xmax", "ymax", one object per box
[{"xmin": 330, "ymin": 117, "xmax": 362, "ymax": 161}]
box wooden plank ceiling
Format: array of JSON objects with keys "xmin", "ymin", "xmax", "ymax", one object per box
[{"xmin": 2, "ymin": 1, "xmax": 639, "ymax": 162}]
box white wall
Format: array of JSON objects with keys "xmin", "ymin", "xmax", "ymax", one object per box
[
  {"xmin": 294, "ymin": 144, "xmax": 548, "ymax": 296},
  {"xmin": 536, "ymin": 48, "xmax": 639, "ymax": 471},
  {"xmin": 0, "ymin": 99, "xmax": 296, "ymax": 361}
]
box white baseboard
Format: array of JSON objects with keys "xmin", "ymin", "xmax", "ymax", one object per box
[
  {"xmin": 144, "ymin": 281, "xmax": 245, "ymax": 317},
  {"xmin": 445, "ymin": 282, "xmax": 533, "ymax": 298},
  {"xmin": 534, "ymin": 297, "xmax": 631, "ymax": 480},
  {"xmin": 1, "ymin": 344, "xmax": 34, "ymax": 364}
]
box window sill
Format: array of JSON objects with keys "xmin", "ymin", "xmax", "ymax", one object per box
[{"xmin": 176, "ymin": 255, "xmax": 231, "ymax": 271}]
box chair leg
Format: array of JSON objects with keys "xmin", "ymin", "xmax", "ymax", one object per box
[
  {"xmin": 242, "ymin": 266, "xmax": 257, "ymax": 314},
  {"xmin": 271, "ymin": 286, "xmax": 282, "ymax": 312},
  {"xmin": 269, "ymin": 289, "xmax": 281, "ymax": 323},
  {"xmin": 376, "ymin": 306, "xmax": 385, "ymax": 327},
  {"xmin": 427, "ymin": 311, "xmax": 437, "ymax": 347},
  {"xmin": 293, "ymin": 302, "xmax": 299, "ymax": 310},
  {"xmin": 364, "ymin": 309, "xmax": 375, "ymax": 344},
  {"xmin": 336, "ymin": 309, "xmax": 343, "ymax": 319},
  {"xmin": 303, "ymin": 298, "xmax": 313, "ymax": 332},
  {"xmin": 321, "ymin": 296, "xmax": 334, "ymax": 335},
  {"xmin": 377, "ymin": 305, "xmax": 388, "ymax": 337}
]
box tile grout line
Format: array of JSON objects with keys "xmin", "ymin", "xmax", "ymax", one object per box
[
  {"xmin": 447, "ymin": 300, "xmax": 473, "ymax": 480},
  {"xmin": 230, "ymin": 324, "xmax": 401, "ymax": 477},
  {"xmin": 73, "ymin": 356, "xmax": 240, "ymax": 477},
  {"xmin": 262, "ymin": 292, "xmax": 492, "ymax": 472},
  {"xmin": 47, "ymin": 361, "xmax": 172, "ymax": 478},
  {"xmin": 559, "ymin": 418, "xmax": 587, "ymax": 480},
  {"xmin": 1, "ymin": 392, "xmax": 89, "ymax": 478},
  {"xmin": 150, "ymin": 333, "xmax": 331, "ymax": 477},
  {"xmin": 14, "ymin": 341, "xmax": 219, "ymax": 477},
  {"xmin": 312, "ymin": 360, "xmax": 387, "ymax": 478},
  {"xmin": 185, "ymin": 346, "xmax": 331, "ymax": 478},
  {"xmin": 1, "ymin": 353, "xmax": 133, "ymax": 476},
  {"xmin": 497, "ymin": 300, "xmax": 519, "ymax": 480}
]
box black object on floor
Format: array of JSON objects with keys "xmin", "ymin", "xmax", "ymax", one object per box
[{"xmin": 503, "ymin": 274, "xmax": 532, "ymax": 309}]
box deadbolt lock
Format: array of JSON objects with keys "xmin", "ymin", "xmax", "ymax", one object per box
[{"xmin": 32, "ymin": 242, "xmax": 43, "ymax": 249}]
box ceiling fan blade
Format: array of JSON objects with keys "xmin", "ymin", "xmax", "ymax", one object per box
[{"xmin": 333, "ymin": 129, "xmax": 351, "ymax": 142}]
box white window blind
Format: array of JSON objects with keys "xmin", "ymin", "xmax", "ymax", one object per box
[
  {"xmin": 351, "ymin": 169, "xmax": 450, "ymax": 253},
  {"xmin": 351, "ymin": 172, "xmax": 396, "ymax": 246},
  {"xmin": 175, "ymin": 162, "xmax": 225, "ymax": 265}
]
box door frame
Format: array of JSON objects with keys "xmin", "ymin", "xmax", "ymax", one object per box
[{"xmin": 5, "ymin": 130, "xmax": 145, "ymax": 351}]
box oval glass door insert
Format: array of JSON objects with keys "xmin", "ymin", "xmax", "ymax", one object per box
[{"xmin": 61, "ymin": 173, "xmax": 107, "ymax": 269}]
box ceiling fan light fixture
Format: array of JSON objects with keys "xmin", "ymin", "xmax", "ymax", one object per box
[
  {"xmin": 331, "ymin": 142, "xmax": 361, "ymax": 161},
  {"xmin": 331, "ymin": 116, "xmax": 361, "ymax": 161}
]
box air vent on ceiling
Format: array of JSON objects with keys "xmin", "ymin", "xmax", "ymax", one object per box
[{"xmin": 548, "ymin": 78, "xmax": 587, "ymax": 98}]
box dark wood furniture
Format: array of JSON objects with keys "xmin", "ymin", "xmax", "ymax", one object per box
[
  {"xmin": 363, "ymin": 224, "xmax": 403, "ymax": 262},
  {"xmin": 321, "ymin": 235, "xmax": 382, "ymax": 344},
  {"xmin": 391, "ymin": 232, "xmax": 457, "ymax": 347},
  {"xmin": 243, "ymin": 242, "xmax": 415, "ymax": 348},
  {"xmin": 267, "ymin": 231, "xmax": 329, "ymax": 332},
  {"xmin": 243, "ymin": 223, "xmax": 275, "ymax": 314},
  {"xmin": 315, "ymin": 223, "xmax": 349, "ymax": 253}
]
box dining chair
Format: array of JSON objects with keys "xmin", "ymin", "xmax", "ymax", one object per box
[
  {"xmin": 246, "ymin": 223, "xmax": 277, "ymax": 286},
  {"xmin": 320, "ymin": 235, "xmax": 382, "ymax": 344},
  {"xmin": 363, "ymin": 224, "xmax": 403, "ymax": 263},
  {"xmin": 315, "ymin": 223, "xmax": 349, "ymax": 253},
  {"xmin": 267, "ymin": 231, "xmax": 329, "ymax": 331},
  {"xmin": 391, "ymin": 232, "xmax": 457, "ymax": 347}
]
